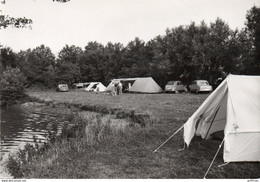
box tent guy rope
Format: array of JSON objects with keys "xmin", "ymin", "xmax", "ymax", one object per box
[
  {"xmin": 153, "ymin": 125, "xmax": 184, "ymax": 153},
  {"xmin": 203, "ymin": 138, "xmax": 225, "ymax": 179}
]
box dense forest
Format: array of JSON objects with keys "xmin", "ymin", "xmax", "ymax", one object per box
[{"xmin": 1, "ymin": 6, "xmax": 260, "ymax": 90}]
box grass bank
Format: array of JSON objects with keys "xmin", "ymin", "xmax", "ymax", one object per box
[{"xmin": 6, "ymin": 90, "xmax": 260, "ymax": 178}]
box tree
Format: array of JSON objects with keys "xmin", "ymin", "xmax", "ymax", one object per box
[
  {"xmin": 0, "ymin": 0, "xmax": 70, "ymax": 29},
  {"xmin": 147, "ymin": 19, "xmax": 236, "ymax": 85},
  {"xmin": 146, "ymin": 36, "xmax": 173, "ymax": 87},
  {"xmin": 0, "ymin": 67, "xmax": 27, "ymax": 107},
  {"xmin": 163, "ymin": 24, "xmax": 196, "ymax": 83},
  {"xmin": 79, "ymin": 42, "xmax": 107, "ymax": 83},
  {"xmin": 0, "ymin": 15, "xmax": 33, "ymax": 29},
  {"xmin": 55, "ymin": 45, "xmax": 82, "ymax": 85},
  {"xmin": 121, "ymin": 37, "xmax": 150, "ymax": 78},
  {"xmin": 103, "ymin": 42, "xmax": 124, "ymax": 84},
  {"xmin": 55, "ymin": 61, "xmax": 81, "ymax": 85},
  {"xmin": 18, "ymin": 45, "xmax": 56, "ymax": 87},
  {"xmin": 232, "ymin": 29, "xmax": 255, "ymax": 74},
  {"xmin": 57, "ymin": 44, "xmax": 83, "ymax": 64},
  {"xmin": 245, "ymin": 5, "xmax": 260, "ymax": 74},
  {"xmin": 0, "ymin": 47, "xmax": 18, "ymax": 69},
  {"xmin": 205, "ymin": 18, "xmax": 233, "ymax": 81}
]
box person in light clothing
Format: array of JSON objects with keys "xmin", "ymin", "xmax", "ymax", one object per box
[
  {"xmin": 128, "ymin": 83, "xmax": 131, "ymax": 92},
  {"xmin": 111, "ymin": 82, "xmax": 116, "ymax": 96},
  {"xmin": 94, "ymin": 84, "xmax": 100, "ymax": 94},
  {"xmin": 118, "ymin": 81, "xmax": 123, "ymax": 95}
]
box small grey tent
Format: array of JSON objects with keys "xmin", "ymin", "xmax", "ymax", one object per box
[{"xmin": 107, "ymin": 77, "xmax": 163, "ymax": 93}]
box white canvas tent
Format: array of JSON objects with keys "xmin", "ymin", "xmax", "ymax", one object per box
[
  {"xmin": 184, "ymin": 74, "xmax": 260, "ymax": 162},
  {"xmin": 107, "ymin": 77, "xmax": 163, "ymax": 93},
  {"xmin": 84, "ymin": 82, "xmax": 107, "ymax": 92}
]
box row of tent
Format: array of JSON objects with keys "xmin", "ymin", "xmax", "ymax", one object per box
[{"xmin": 75, "ymin": 77, "xmax": 163, "ymax": 93}]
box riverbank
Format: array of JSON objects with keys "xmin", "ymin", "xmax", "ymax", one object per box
[
  {"xmin": 3, "ymin": 90, "xmax": 260, "ymax": 179},
  {"xmin": 0, "ymin": 101, "xmax": 74, "ymax": 179}
]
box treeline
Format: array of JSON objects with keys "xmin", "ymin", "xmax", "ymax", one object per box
[{"xmin": 1, "ymin": 6, "xmax": 260, "ymax": 90}]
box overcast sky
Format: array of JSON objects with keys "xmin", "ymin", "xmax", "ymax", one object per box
[{"xmin": 1, "ymin": 0, "xmax": 259, "ymax": 55}]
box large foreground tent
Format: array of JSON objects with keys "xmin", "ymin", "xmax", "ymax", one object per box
[
  {"xmin": 107, "ymin": 77, "xmax": 163, "ymax": 93},
  {"xmin": 184, "ymin": 74, "xmax": 260, "ymax": 162}
]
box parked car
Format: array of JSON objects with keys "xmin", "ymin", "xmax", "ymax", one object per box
[
  {"xmin": 56, "ymin": 84, "xmax": 69, "ymax": 92},
  {"xmin": 165, "ymin": 81, "xmax": 186, "ymax": 93},
  {"xmin": 188, "ymin": 80, "xmax": 212, "ymax": 93},
  {"xmin": 74, "ymin": 83, "xmax": 84, "ymax": 89}
]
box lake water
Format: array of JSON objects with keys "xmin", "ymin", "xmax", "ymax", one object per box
[
  {"xmin": 0, "ymin": 104, "xmax": 61, "ymax": 178},
  {"xmin": 0, "ymin": 105, "xmax": 57, "ymax": 157}
]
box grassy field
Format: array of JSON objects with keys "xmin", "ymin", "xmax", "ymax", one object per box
[{"xmin": 18, "ymin": 90, "xmax": 260, "ymax": 179}]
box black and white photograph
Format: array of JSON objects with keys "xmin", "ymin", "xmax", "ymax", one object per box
[{"xmin": 0, "ymin": 0, "xmax": 260, "ymax": 180}]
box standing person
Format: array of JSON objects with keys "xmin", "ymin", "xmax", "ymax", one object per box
[
  {"xmin": 95, "ymin": 84, "xmax": 100, "ymax": 94},
  {"xmin": 128, "ymin": 82, "xmax": 132, "ymax": 92},
  {"xmin": 118, "ymin": 81, "xmax": 123, "ymax": 95},
  {"xmin": 111, "ymin": 82, "xmax": 116, "ymax": 96},
  {"xmin": 114, "ymin": 82, "xmax": 118, "ymax": 96}
]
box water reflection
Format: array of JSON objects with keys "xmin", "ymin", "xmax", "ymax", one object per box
[{"xmin": 1, "ymin": 105, "xmax": 55, "ymax": 155}]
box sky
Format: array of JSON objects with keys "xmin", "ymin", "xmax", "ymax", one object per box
[{"xmin": 1, "ymin": 0, "xmax": 260, "ymax": 56}]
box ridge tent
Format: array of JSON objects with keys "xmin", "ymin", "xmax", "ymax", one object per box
[
  {"xmin": 184, "ymin": 74, "xmax": 260, "ymax": 162},
  {"xmin": 84, "ymin": 82, "xmax": 107, "ymax": 92},
  {"xmin": 107, "ymin": 77, "xmax": 163, "ymax": 93}
]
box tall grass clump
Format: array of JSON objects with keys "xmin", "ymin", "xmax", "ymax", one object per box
[
  {"xmin": 6, "ymin": 137, "xmax": 50, "ymax": 178},
  {"xmin": 62, "ymin": 112, "xmax": 130, "ymax": 146}
]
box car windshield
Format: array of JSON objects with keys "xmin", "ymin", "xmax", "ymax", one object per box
[
  {"xmin": 198, "ymin": 81, "xmax": 209, "ymax": 85},
  {"xmin": 167, "ymin": 81, "xmax": 176, "ymax": 85}
]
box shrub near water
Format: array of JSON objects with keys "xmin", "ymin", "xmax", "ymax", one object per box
[
  {"xmin": 0, "ymin": 67, "xmax": 27, "ymax": 108},
  {"xmin": 6, "ymin": 138, "xmax": 51, "ymax": 178}
]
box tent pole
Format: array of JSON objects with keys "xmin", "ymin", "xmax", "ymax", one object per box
[
  {"xmin": 153, "ymin": 125, "xmax": 184, "ymax": 153},
  {"xmin": 203, "ymin": 138, "xmax": 225, "ymax": 179},
  {"xmin": 205, "ymin": 104, "xmax": 221, "ymax": 139}
]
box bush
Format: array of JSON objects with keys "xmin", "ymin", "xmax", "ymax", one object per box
[
  {"xmin": 0, "ymin": 66, "xmax": 27, "ymax": 107},
  {"xmin": 6, "ymin": 140, "xmax": 50, "ymax": 178}
]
